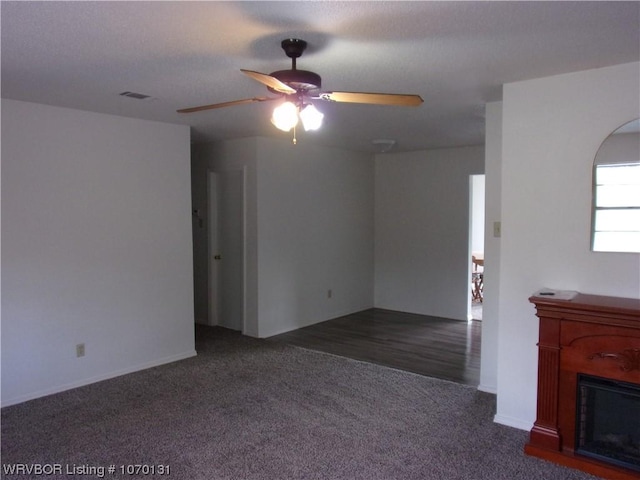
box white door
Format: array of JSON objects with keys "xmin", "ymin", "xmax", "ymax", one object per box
[{"xmin": 208, "ymin": 170, "xmax": 244, "ymax": 331}]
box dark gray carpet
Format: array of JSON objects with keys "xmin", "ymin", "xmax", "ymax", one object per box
[{"xmin": 2, "ymin": 326, "xmax": 599, "ymax": 480}]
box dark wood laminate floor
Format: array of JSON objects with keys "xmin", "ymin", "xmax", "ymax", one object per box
[{"xmin": 269, "ymin": 308, "xmax": 481, "ymax": 386}]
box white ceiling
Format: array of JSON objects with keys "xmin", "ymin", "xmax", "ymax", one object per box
[{"xmin": 2, "ymin": 1, "xmax": 639, "ymax": 153}]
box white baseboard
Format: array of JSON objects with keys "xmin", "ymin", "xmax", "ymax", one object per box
[
  {"xmin": 477, "ymin": 383, "xmax": 497, "ymax": 394},
  {"xmin": 2, "ymin": 350, "xmax": 197, "ymax": 408},
  {"xmin": 493, "ymin": 413, "xmax": 533, "ymax": 431},
  {"xmin": 260, "ymin": 304, "xmax": 374, "ymax": 338}
]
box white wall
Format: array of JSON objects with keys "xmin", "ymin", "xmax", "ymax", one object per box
[
  {"xmin": 195, "ymin": 137, "xmax": 374, "ymax": 338},
  {"xmin": 1, "ymin": 100, "xmax": 195, "ymax": 406},
  {"xmin": 495, "ymin": 62, "xmax": 640, "ymax": 429},
  {"xmin": 479, "ymin": 101, "xmax": 503, "ymax": 394},
  {"xmin": 255, "ymin": 138, "xmax": 374, "ymax": 337},
  {"xmin": 374, "ymin": 146, "xmax": 484, "ymax": 320},
  {"xmin": 470, "ymin": 175, "xmax": 485, "ymax": 256},
  {"xmin": 191, "ymin": 146, "xmax": 209, "ymax": 325}
]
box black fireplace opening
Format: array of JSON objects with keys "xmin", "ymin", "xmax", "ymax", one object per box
[{"xmin": 575, "ymin": 374, "xmax": 640, "ymax": 472}]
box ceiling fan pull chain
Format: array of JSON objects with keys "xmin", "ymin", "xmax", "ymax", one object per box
[{"xmin": 292, "ymin": 125, "xmax": 297, "ymax": 145}]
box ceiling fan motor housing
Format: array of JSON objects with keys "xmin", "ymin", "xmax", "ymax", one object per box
[
  {"xmin": 268, "ymin": 69, "xmax": 322, "ymax": 93},
  {"xmin": 268, "ymin": 39, "xmax": 322, "ymax": 93}
]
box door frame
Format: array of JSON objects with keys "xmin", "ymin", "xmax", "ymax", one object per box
[
  {"xmin": 207, "ymin": 169, "xmax": 246, "ymax": 333},
  {"xmin": 468, "ymin": 174, "xmax": 485, "ymax": 320}
]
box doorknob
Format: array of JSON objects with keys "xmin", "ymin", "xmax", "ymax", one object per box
[{"xmin": 214, "ymin": 255, "xmax": 222, "ymax": 260}]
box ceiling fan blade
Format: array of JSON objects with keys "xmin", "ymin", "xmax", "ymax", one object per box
[
  {"xmin": 317, "ymin": 91, "xmax": 423, "ymax": 107},
  {"xmin": 177, "ymin": 96, "xmax": 279, "ymax": 114},
  {"xmin": 241, "ymin": 69, "xmax": 297, "ymax": 95}
]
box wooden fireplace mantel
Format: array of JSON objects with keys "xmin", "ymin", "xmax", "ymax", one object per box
[{"xmin": 525, "ymin": 292, "xmax": 640, "ymax": 480}]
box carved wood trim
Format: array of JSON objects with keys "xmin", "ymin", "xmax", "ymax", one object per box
[{"xmin": 588, "ymin": 348, "xmax": 640, "ymax": 372}]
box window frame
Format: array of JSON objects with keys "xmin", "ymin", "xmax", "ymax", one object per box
[{"xmin": 591, "ymin": 161, "xmax": 640, "ymax": 253}]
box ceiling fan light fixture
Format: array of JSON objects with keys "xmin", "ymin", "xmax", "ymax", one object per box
[
  {"xmin": 271, "ymin": 101, "xmax": 299, "ymax": 132},
  {"xmin": 299, "ymin": 104, "xmax": 324, "ymax": 131},
  {"xmin": 178, "ymin": 38, "xmax": 423, "ymax": 145}
]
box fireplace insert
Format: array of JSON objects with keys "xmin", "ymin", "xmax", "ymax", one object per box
[{"xmin": 575, "ymin": 374, "xmax": 640, "ymax": 472}]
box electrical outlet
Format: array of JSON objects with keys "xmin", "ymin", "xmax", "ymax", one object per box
[{"xmin": 76, "ymin": 343, "xmax": 85, "ymax": 358}]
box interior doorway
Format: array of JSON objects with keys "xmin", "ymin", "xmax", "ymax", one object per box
[
  {"xmin": 469, "ymin": 174, "xmax": 485, "ymax": 321},
  {"xmin": 208, "ymin": 170, "xmax": 245, "ymax": 332}
]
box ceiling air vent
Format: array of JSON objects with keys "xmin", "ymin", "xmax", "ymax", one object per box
[{"xmin": 119, "ymin": 91, "xmax": 151, "ymax": 100}]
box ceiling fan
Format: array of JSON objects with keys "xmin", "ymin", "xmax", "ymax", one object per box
[{"xmin": 177, "ymin": 38, "xmax": 423, "ymax": 134}]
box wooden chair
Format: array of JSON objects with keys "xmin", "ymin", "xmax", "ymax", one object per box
[{"xmin": 471, "ymin": 255, "xmax": 484, "ymax": 302}]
